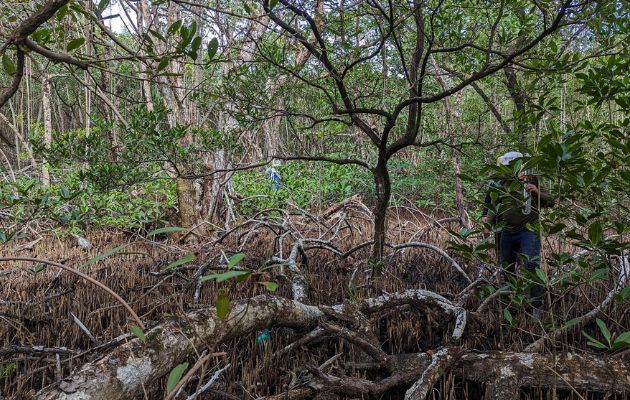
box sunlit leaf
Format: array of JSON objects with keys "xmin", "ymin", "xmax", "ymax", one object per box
[
  {"xmin": 227, "ymin": 253, "xmax": 245, "ymax": 269},
  {"xmin": 259, "ymin": 281, "xmax": 278, "ymax": 292},
  {"xmin": 130, "ymin": 325, "xmax": 146, "ymax": 343},
  {"xmin": 146, "ymin": 226, "xmax": 184, "ymax": 237},
  {"xmin": 596, "ymin": 318, "xmax": 612, "ymax": 346},
  {"xmin": 82, "ymin": 244, "xmax": 129, "ymax": 268},
  {"xmin": 166, "ymin": 362, "xmax": 188, "ymax": 393},
  {"xmin": 216, "ymin": 291, "xmax": 230, "ymax": 319},
  {"xmin": 200, "ymin": 270, "xmax": 250, "ymax": 282},
  {"xmin": 163, "ymin": 253, "xmax": 195, "ymax": 270}
]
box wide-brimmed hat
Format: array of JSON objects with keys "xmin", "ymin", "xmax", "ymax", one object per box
[{"xmin": 497, "ymin": 151, "xmax": 523, "ymax": 165}]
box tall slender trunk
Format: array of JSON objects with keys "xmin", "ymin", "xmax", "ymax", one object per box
[
  {"xmin": 432, "ymin": 60, "xmax": 471, "ymax": 228},
  {"xmin": 504, "ymin": 66, "xmax": 527, "ymax": 142},
  {"xmin": 41, "ymin": 73, "xmax": 52, "ymax": 186},
  {"xmin": 137, "ymin": 0, "xmax": 154, "ymax": 112}
]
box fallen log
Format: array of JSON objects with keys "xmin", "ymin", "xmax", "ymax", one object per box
[
  {"xmin": 36, "ymin": 290, "xmax": 466, "ymax": 399},
  {"xmin": 454, "ymin": 351, "xmax": 630, "ymax": 398},
  {"xmin": 35, "ymin": 289, "xmax": 628, "ymax": 400},
  {"xmin": 37, "ymin": 296, "xmax": 323, "ymax": 400}
]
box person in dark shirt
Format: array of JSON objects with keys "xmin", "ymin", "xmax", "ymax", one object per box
[{"xmin": 483, "ymin": 152, "xmax": 554, "ymax": 317}]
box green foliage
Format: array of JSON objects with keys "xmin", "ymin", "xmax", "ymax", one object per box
[
  {"xmin": 232, "ymin": 162, "xmax": 371, "ymax": 213},
  {"xmin": 216, "ymin": 290, "xmax": 230, "ymax": 320},
  {"xmin": 0, "ymin": 172, "xmax": 176, "ymax": 238},
  {"xmin": 82, "ymin": 244, "xmax": 129, "ymax": 268},
  {"xmin": 583, "ymin": 319, "xmax": 630, "ymax": 351},
  {"xmin": 163, "ymin": 253, "xmax": 195, "ymax": 270},
  {"xmin": 0, "ymin": 362, "xmax": 15, "ymax": 379},
  {"xmin": 130, "ymin": 325, "xmax": 146, "ymax": 343},
  {"xmin": 166, "ymin": 362, "xmax": 188, "ymax": 393},
  {"xmin": 2, "ymin": 53, "xmax": 16, "ymax": 76}
]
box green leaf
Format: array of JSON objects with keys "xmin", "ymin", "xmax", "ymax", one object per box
[
  {"xmin": 97, "ymin": 0, "xmax": 110, "ymax": 13},
  {"xmin": 596, "ymin": 318, "xmax": 612, "ymax": 346},
  {"xmin": 563, "ymin": 318, "xmax": 580, "ymax": 329},
  {"xmin": 503, "ymin": 308, "xmax": 513, "ymax": 325},
  {"xmin": 207, "ymin": 38, "xmax": 218, "ymax": 60},
  {"xmin": 32, "ymin": 28, "xmax": 51, "ymax": 43},
  {"xmin": 227, "ymin": 253, "xmax": 245, "ymax": 269},
  {"xmin": 146, "ymin": 226, "xmax": 184, "ymax": 237},
  {"xmin": 130, "ymin": 325, "xmax": 146, "ymax": 342},
  {"xmin": 616, "ymin": 284, "xmax": 630, "ymax": 301},
  {"xmin": 56, "ymin": 4, "xmax": 69, "ymax": 20},
  {"xmin": 200, "ymin": 270, "xmax": 250, "ymax": 282},
  {"xmin": 157, "ymin": 57, "xmax": 170, "ymax": 72},
  {"xmin": 2, "ymin": 54, "xmax": 16, "ymax": 76},
  {"xmin": 259, "ymin": 281, "xmax": 279, "ymax": 292},
  {"xmin": 582, "ymin": 332, "xmax": 608, "ymax": 349},
  {"xmin": 163, "ymin": 253, "xmax": 195, "ymax": 270},
  {"xmin": 0, "ymin": 362, "xmax": 15, "ymax": 379},
  {"xmin": 590, "ymin": 268, "xmax": 608, "ymax": 282},
  {"xmin": 612, "ymin": 332, "xmax": 630, "ymax": 350},
  {"xmin": 82, "ymin": 243, "xmax": 129, "ymax": 268},
  {"xmin": 191, "ymin": 36, "xmax": 202, "ymax": 55},
  {"xmin": 216, "ymin": 292, "xmax": 230, "ymax": 319},
  {"xmin": 167, "ymin": 20, "xmax": 182, "ymax": 36},
  {"xmin": 148, "ymin": 29, "xmax": 166, "ymax": 42},
  {"xmin": 66, "ymin": 38, "xmax": 86, "ymax": 51},
  {"xmin": 535, "ymin": 268, "xmax": 547, "ymax": 284},
  {"xmin": 269, "ymin": 0, "xmax": 278, "ymax": 10},
  {"xmin": 166, "ymin": 362, "xmax": 189, "ymax": 394},
  {"xmin": 588, "ymin": 222, "xmax": 603, "ymax": 245}
]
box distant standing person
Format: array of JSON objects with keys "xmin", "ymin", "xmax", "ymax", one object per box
[{"xmin": 483, "ymin": 151, "xmax": 555, "ymax": 318}]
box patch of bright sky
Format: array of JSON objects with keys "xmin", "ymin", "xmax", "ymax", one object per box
[{"xmin": 104, "ymin": 0, "xmax": 135, "ymax": 34}]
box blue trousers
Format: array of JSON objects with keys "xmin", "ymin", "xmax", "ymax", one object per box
[{"xmin": 499, "ymin": 227, "xmax": 544, "ymax": 308}]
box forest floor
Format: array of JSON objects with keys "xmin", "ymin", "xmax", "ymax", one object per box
[{"xmin": 1, "ymin": 199, "xmax": 627, "ymax": 399}]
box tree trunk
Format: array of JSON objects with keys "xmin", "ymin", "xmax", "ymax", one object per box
[
  {"xmin": 41, "ymin": 73, "xmax": 52, "ymax": 186},
  {"xmin": 503, "ymin": 66, "xmax": 527, "ymax": 142},
  {"xmin": 137, "ymin": 0, "xmax": 154, "ymax": 112},
  {"xmin": 372, "ymin": 156, "xmax": 391, "ymax": 261}
]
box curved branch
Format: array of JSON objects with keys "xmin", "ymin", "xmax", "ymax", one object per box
[
  {"xmin": 0, "ymin": 49, "xmax": 25, "ymax": 110},
  {"xmin": 24, "ymin": 38, "xmax": 89, "ymax": 69},
  {"xmin": 361, "ymin": 289, "xmax": 467, "ymax": 342},
  {"xmin": 274, "ymin": 154, "xmax": 371, "ymax": 170}
]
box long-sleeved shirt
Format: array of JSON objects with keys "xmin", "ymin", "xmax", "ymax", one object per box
[{"xmin": 483, "ymin": 176, "xmax": 554, "ymax": 230}]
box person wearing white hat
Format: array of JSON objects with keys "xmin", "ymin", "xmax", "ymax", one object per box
[{"xmin": 483, "ymin": 151, "xmax": 554, "ymax": 318}]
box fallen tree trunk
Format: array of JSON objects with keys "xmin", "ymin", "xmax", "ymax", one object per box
[
  {"xmin": 35, "ymin": 290, "xmax": 629, "ymax": 400},
  {"xmin": 454, "ymin": 351, "xmax": 630, "ymax": 398},
  {"xmin": 37, "ymin": 296, "xmax": 323, "ymax": 400},
  {"xmin": 37, "ymin": 290, "xmax": 464, "ymax": 399}
]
